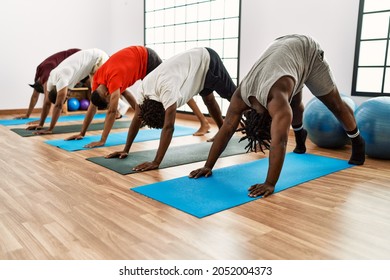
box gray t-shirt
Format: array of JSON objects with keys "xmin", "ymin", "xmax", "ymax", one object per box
[{"xmin": 240, "ymin": 34, "xmax": 336, "ymax": 108}]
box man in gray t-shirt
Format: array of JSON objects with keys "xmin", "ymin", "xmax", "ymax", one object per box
[{"xmin": 190, "ymin": 34, "xmax": 365, "ymax": 198}]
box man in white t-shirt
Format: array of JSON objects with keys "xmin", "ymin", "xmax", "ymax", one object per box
[
  {"xmin": 105, "ymin": 47, "xmax": 236, "ymax": 172},
  {"xmin": 26, "ymin": 48, "xmax": 109, "ymax": 134}
]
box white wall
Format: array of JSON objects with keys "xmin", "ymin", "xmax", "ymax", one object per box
[
  {"xmin": 108, "ymin": 0, "xmax": 144, "ymax": 54},
  {"xmin": 0, "ymin": 0, "xmax": 368, "ymax": 110},
  {"xmin": 0, "ymin": 0, "xmax": 143, "ymax": 110},
  {"xmin": 240, "ymin": 0, "xmax": 368, "ymax": 106}
]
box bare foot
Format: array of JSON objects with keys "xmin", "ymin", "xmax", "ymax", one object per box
[
  {"xmin": 115, "ymin": 112, "xmax": 123, "ymax": 119},
  {"xmin": 193, "ymin": 123, "xmax": 211, "ymax": 136}
]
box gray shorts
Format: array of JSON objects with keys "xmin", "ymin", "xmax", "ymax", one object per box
[{"xmin": 305, "ymin": 50, "xmax": 336, "ymax": 97}]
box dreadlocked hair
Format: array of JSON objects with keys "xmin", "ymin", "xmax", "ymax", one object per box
[
  {"xmin": 237, "ymin": 109, "xmax": 272, "ymax": 153},
  {"xmin": 139, "ymin": 98, "xmax": 165, "ymax": 129}
]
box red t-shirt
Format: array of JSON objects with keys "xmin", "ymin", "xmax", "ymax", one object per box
[
  {"xmin": 92, "ymin": 46, "xmax": 148, "ymax": 93},
  {"xmin": 34, "ymin": 48, "xmax": 81, "ymax": 84}
]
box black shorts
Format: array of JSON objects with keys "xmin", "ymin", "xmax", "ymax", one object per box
[
  {"xmin": 199, "ymin": 47, "xmax": 237, "ymax": 100},
  {"xmin": 146, "ymin": 48, "xmax": 163, "ymax": 75}
]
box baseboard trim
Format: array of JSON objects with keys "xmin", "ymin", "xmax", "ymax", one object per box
[{"xmin": 0, "ymin": 108, "xmax": 42, "ymax": 115}]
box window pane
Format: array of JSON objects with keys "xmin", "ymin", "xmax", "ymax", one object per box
[
  {"xmin": 210, "ymin": 20, "xmax": 224, "ymax": 38},
  {"xmin": 384, "ymin": 68, "xmax": 390, "ymax": 93},
  {"xmin": 174, "ymin": 24, "xmax": 186, "ymax": 42},
  {"xmin": 185, "ymin": 23, "xmax": 197, "ymax": 40},
  {"xmin": 185, "ymin": 41, "xmax": 198, "ymax": 50},
  {"xmin": 197, "ymin": 2, "xmax": 211, "ymax": 21},
  {"xmin": 145, "ymin": 28, "xmax": 155, "ymax": 43},
  {"xmin": 224, "ymin": 38, "xmax": 239, "ymax": 58},
  {"xmin": 198, "ymin": 21, "xmax": 210, "ymax": 40},
  {"xmin": 145, "ymin": 12, "xmax": 155, "ymax": 28},
  {"xmin": 361, "ymin": 12, "xmax": 390, "ymax": 39},
  {"xmin": 165, "ymin": 0, "xmax": 175, "ymax": 9},
  {"xmin": 209, "ymin": 39, "xmax": 224, "ymax": 56},
  {"xmin": 164, "ymin": 8, "xmax": 175, "ymax": 25},
  {"xmin": 194, "ymin": 95, "xmax": 209, "ymax": 113},
  {"xmin": 223, "ymin": 58, "xmax": 238, "ymax": 80},
  {"xmin": 225, "ymin": 0, "xmax": 240, "ymax": 17},
  {"xmin": 154, "ymin": 27, "xmax": 165, "ymax": 43},
  {"xmin": 174, "ymin": 42, "xmax": 186, "ymax": 54},
  {"xmin": 224, "ymin": 18, "xmax": 239, "ymax": 38},
  {"xmin": 164, "ymin": 25, "xmax": 175, "ymax": 42},
  {"xmin": 145, "ymin": 0, "xmax": 155, "ymax": 12},
  {"xmin": 364, "ymin": 0, "xmax": 390, "ymax": 12},
  {"xmin": 174, "ymin": 6, "xmax": 186, "ymax": 24},
  {"xmin": 358, "ymin": 40, "xmax": 387, "ymax": 66},
  {"xmin": 211, "ymin": 0, "xmax": 225, "ymax": 19},
  {"xmin": 387, "ymin": 44, "xmax": 390, "ymax": 66},
  {"xmin": 186, "ymin": 4, "xmax": 198, "ymax": 22},
  {"xmin": 153, "ymin": 45, "xmax": 165, "ymax": 59},
  {"xmin": 221, "ymin": 99, "xmax": 229, "ymax": 116},
  {"xmin": 154, "ymin": 0, "xmax": 165, "ymax": 10},
  {"xmin": 175, "ymin": 0, "xmax": 187, "ymax": 6},
  {"xmin": 154, "ymin": 10, "xmax": 165, "ymax": 26},
  {"xmin": 164, "ymin": 43, "xmax": 176, "ymax": 58},
  {"xmin": 145, "ymin": 0, "xmax": 240, "ymax": 115},
  {"xmin": 356, "ymin": 67, "xmax": 384, "ymax": 93}
]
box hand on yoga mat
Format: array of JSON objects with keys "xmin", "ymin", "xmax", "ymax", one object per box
[
  {"xmin": 133, "ymin": 161, "xmax": 159, "ymax": 172},
  {"xmin": 14, "ymin": 114, "xmax": 28, "ymax": 119},
  {"xmin": 84, "ymin": 140, "xmax": 105, "ymax": 148},
  {"xmin": 189, "ymin": 166, "xmax": 212, "ymax": 178},
  {"xmin": 33, "ymin": 129, "xmax": 52, "ymax": 135},
  {"xmin": 65, "ymin": 134, "xmax": 84, "ymax": 141},
  {"xmin": 26, "ymin": 124, "xmax": 43, "ymax": 130},
  {"xmin": 105, "ymin": 151, "xmax": 128, "ymax": 159},
  {"xmin": 248, "ymin": 182, "xmax": 275, "ymax": 198}
]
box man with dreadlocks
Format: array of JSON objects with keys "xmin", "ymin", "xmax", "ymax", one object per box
[
  {"xmin": 189, "ymin": 34, "xmax": 365, "ymax": 198},
  {"xmin": 105, "ymin": 47, "xmax": 236, "ymax": 172}
]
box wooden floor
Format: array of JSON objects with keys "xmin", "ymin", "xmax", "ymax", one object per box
[{"xmin": 0, "ymin": 111, "xmax": 389, "ymax": 260}]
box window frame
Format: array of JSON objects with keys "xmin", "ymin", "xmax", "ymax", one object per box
[
  {"xmin": 352, "ymin": 0, "xmax": 390, "ymax": 97},
  {"xmin": 143, "ymin": 0, "xmax": 241, "ymax": 116}
]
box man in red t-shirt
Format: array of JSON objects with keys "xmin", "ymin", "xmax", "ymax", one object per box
[
  {"xmin": 65, "ymin": 46, "xmax": 162, "ymax": 147},
  {"xmin": 15, "ymin": 48, "xmax": 81, "ymax": 120}
]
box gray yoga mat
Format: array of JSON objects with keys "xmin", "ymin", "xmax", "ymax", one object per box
[
  {"xmin": 86, "ymin": 137, "xmax": 249, "ymax": 175},
  {"xmin": 10, "ymin": 121, "xmax": 131, "ymax": 137}
]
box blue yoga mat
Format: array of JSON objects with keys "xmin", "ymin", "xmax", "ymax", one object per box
[
  {"xmin": 45, "ymin": 125, "xmax": 197, "ymax": 151},
  {"xmin": 0, "ymin": 113, "xmax": 108, "ymax": 126},
  {"xmin": 132, "ymin": 153, "xmax": 354, "ymax": 218}
]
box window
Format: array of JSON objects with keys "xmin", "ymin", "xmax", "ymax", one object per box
[
  {"xmin": 144, "ymin": 0, "xmax": 241, "ymax": 115},
  {"xmin": 352, "ymin": 0, "xmax": 390, "ymax": 97}
]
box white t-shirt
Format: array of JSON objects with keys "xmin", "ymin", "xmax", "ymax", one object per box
[
  {"xmin": 137, "ymin": 47, "xmax": 210, "ymax": 109},
  {"xmin": 47, "ymin": 48, "xmax": 109, "ymax": 92}
]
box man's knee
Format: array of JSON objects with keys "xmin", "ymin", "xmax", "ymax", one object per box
[{"xmin": 201, "ymin": 93, "xmax": 215, "ymax": 106}]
